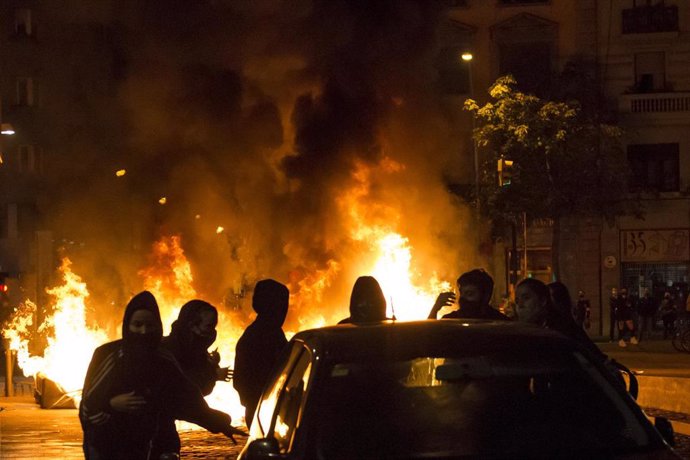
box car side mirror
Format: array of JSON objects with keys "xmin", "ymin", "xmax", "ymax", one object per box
[
  {"xmin": 243, "ymin": 437, "xmax": 283, "ymax": 460},
  {"xmin": 655, "ymin": 416, "xmax": 675, "ymax": 447}
]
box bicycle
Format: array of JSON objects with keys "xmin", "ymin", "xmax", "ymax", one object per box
[{"xmin": 671, "ymin": 316, "xmax": 690, "ymax": 352}]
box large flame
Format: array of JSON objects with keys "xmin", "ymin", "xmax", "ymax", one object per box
[
  {"xmin": 2, "ymin": 160, "xmax": 452, "ymax": 427},
  {"xmin": 2, "ymin": 258, "xmax": 109, "ymax": 403},
  {"xmin": 138, "ymin": 235, "xmax": 246, "ymax": 426},
  {"xmin": 341, "ymin": 159, "xmax": 451, "ymax": 320}
]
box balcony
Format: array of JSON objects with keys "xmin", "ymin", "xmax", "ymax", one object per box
[
  {"xmin": 622, "ymin": 4, "xmax": 678, "ymax": 34},
  {"xmin": 619, "ymin": 92, "xmax": 690, "ymax": 114}
]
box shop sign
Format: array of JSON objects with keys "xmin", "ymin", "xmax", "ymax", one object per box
[{"xmin": 621, "ymin": 229, "xmax": 690, "ymax": 262}]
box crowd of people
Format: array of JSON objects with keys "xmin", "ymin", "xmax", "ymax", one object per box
[
  {"xmin": 608, "ymin": 286, "xmax": 688, "ymax": 347},
  {"xmin": 81, "ymin": 268, "xmax": 638, "ymax": 459}
]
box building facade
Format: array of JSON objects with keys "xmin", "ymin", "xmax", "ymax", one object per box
[{"xmin": 442, "ymin": 0, "xmax": 690, "ymax": 336}]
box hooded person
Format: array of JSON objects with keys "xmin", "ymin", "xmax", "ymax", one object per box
[
  {"xmin": 234, "ymin": 279, "xmax": 289, "ymax": 427},
  {"xmin": 339, "ymin": 276, "xmax": 390, "ymax": 324},
  {"xmin": 428, "ymin": 269, "xmax": 508, "ymax": 320},
  {"xmin": 79, "ymin": 291, "xmax": 244, "ymax": 460},
  {"xmin": 150, "ymin": 300, "xmax": 232, "ymax": 459}
]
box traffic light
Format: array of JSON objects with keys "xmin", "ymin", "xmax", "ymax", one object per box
[{"xmin": 497, "ymin": 158, "xmax": 514, "ymax": 187}]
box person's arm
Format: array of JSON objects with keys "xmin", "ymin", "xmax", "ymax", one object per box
[
  {"xmin": 163, "ymin": 361, "xmax": 246, "ymax": 442},
  {"xmin": 428, "ymin": 292, "xmax": 455, "ymax": 319},
  {"xmin": 80, "ymin": 345, "xmax": 120, "ymax": 427}
]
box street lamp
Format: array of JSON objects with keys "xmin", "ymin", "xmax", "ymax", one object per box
[
  {"xmin": 461, "ymin": 51, "xmax": 479, "ymax": 214},
  {"xmin": 1, "ymin": 123, "xmax": 15, "ymax": 136}
]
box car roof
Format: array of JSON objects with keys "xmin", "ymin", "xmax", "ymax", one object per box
[{"xmin": 291, "ymin": 319, "xmax": 582, "ymax": 362}]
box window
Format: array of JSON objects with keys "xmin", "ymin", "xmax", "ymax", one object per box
[
  {"xmin": 628, "ymin": 143, "xmax": 679, "ymax": 192},
  {"xmin": 315, "ymin": 352, "xmax": 650, "ymax": 458},
  {"xmin": 14, "ymin": 9, "xmax": 32, "ymax": 37},
  {"xmin": 499, "ymin": 0, "xmax": 548, "ymax": 4},
  {"xmin": 622, "ymin": 3, "xmax": 678, "ymax": 34},
  {"xmin": 16, "ymin": 78, "xmax": 39, "ymax": 106},
  {"xmin": 499, "ymin": 41, "xmax": 552, "ymax": 94},
  {"xmin": 634, "ymin": 52, "xmax": 665, "ymax": 93},
  {"xmin": 255, "ymin": 341, "xmax": 313, "ymax": 451},
  {"xmin": 273, "ymin": 345, "xmax": 312, "ymax": 452},
  {"xmin": 441, "ymin": 0, "xmax": 468, "ymax": 7},
  {"xmin": 17, "ymin": 145, "xmax": 40, "ymax": 173}
]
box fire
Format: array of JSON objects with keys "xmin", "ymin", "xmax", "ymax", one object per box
[
  {"xmin": 2, "ymin": 258, "xmax": 109, "ymax": 403},
  {"xmin": 341, "ymin": 160, "xmax": 451, "ymax": 320},
  {"xmin": 2, "ymin": 167, "xmax": 451, "ymax": 428},
  {"xmin": 139, "ymin": 235, "xmax": 246, "ymax": 426}
]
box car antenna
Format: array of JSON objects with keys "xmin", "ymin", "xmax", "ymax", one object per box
[{"xmin": 390, "ymin": 296, "xmax": 397, "ymax": 321}]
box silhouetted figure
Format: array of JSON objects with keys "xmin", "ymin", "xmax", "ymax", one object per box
[
  {"xmin": 234, "ymin": 279, "xmax": 289, "ymax": 427},
  {"xmin": 339, "ymin": 276, "xmax": 390, "ymax": 324},
  {"xmin": 616, "ymin": 288, "xmax": 638, "ymax": 347},
  {"xmin": 80, "ymin": 291, "xmax": 242, "ymax": 460},
  {"xmin": 660, "ymin": 292, "xmax": 677, "ymax": 339},
  {"xmin": 574, "ymin": 290, "xmax": 591, "ymax": 330},
  {"xmin": 638, "ymin": 288, "xmax": 658, "ymax": 341},
  {"xmin": 608, "ymin": 288, "xmax": 619, "ymax": 342},
  {"xmin": 151, "ymin": 300, "xmax": 232, "ymax": 459},
  {"xmin": 428, "ymin": 269, "xmax": 508, "ymax": 320}
]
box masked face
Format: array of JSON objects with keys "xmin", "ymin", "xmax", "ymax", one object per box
[
  {"xmin": 190, "ymin": 310, "xmax": 218, "ymax": 350},
  {"xmin": 127, "ymin": 309, "xmax": 161, "ymax": 352}
]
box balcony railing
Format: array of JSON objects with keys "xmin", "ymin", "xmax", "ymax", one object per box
[
  {"xmin": 622, "ymin": 5, "xmax": 678, "ymax": 34},
  {"xmin": 619, "ymin": 92, "xmax": 690, "ymax": 114}
]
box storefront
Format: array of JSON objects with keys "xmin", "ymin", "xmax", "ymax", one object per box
[{"xmin": 619, "ymin": 229, "xmax": 690, "ymax": 302}]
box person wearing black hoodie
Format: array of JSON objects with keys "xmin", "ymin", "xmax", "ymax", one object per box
[
  {"xmin": 234, "ymin": 279, "xmax": 289, "ymax": 427},
  {"xmin": 338, "ymin": 276, "xmax": 390, "ymax": 324},
  {"xmin": 150, "ymin": 300, "xmax": 232, "ymax": 459},
  {"xmin": 79, "ymin": 291, "xmax": 243, "ymax": 460},
  {"xmin": 428, "ymin": 269, "xmax": 508, "ymax": 320}
]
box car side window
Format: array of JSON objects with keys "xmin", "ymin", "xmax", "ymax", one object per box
[
  {"xmin": 272, "ymin": 344, "xmax": 312, "ymax": 453},
  {"xmin": 255, "ymin": 343, "xmax": 302, "ymax": 436}
]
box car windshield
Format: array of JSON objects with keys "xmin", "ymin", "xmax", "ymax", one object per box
[{"xmin": 314, "ymin": 350, "xmax": 652, "ymax": 459}]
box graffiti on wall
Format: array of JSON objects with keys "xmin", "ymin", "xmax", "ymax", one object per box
[{"xmin": 621, "ymin": 229, "xmax": 690, "ymax": 262}]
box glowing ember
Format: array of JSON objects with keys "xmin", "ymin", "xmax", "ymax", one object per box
[
  {"xmin": 216, "ymin": 226, "xmax": 224, "ymax": 234},
  {"xmin": 115, "ymin": 169, "xmax": 126, "ymax": 177},
  {"xmin": 159, "ymin": 197, "xmax": 167, "ymax": 205}
]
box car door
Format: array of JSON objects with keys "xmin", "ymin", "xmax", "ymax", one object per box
[{"xmin": 246, "ymin": 340, "xmax": 313, "ymax": 458}]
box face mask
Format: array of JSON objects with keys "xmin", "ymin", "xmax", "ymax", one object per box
[
  {"xmin": 126, "ymin": 332, "xmax": 160, "ymax": 354},
  {"xmin": 192, "ymin": 329, "xmax": 217, "ymax": 350}
]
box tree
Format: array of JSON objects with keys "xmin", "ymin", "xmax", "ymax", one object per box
[{"xmin": 464, "ymin": 75, "xmax": 641, "ymax": 280}]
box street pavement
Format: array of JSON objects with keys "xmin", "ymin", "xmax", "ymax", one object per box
[
  {"xmin": 0, "ymin": 395, "xmax": 247, "ymax": 459},
  {"xmin": 1, "ymin": 338, "xmax": 689, "ymax": 459}
]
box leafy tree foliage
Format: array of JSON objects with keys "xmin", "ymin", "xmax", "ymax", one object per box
[{"xmin": 464, "ymin": 75, "xmax": 640, "ymax": 278}]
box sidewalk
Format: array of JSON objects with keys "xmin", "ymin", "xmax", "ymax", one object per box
[
  {"xmin": 0, "ymin": 395, "xmax": 246, "ymax": 459},
  {"xmin": 0, "ymin": 396, "xmax": 82, "ymax": 459}
]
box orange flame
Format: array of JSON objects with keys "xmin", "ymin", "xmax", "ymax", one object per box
[
  {"xmin": 2, "ymin": 258, "xmax": 110, "ymax": 403},
  {"xmin": 340, "ymin": 160, "xmax": 451, "ymax": 319},
  {"xmin": 139, "ymin": 235, "xmax": 246, "ymax": 426}
]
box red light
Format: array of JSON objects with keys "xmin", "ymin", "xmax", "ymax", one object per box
[{"xmin": 0, "ymin": 284, "xmax": 7, "ymax": 293}]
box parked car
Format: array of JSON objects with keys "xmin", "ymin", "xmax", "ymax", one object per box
[{"xmin": 239, "ymin": 320, "xmax": 679, "ymax": 459}]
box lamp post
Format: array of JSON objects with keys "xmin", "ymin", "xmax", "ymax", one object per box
[
  {"xmin": 0, "ymin": 116, "xmax": 15, "ymax": 396},
  {"xmin": 461, "ymin": 52, "xmax": 479, "ymax": 214}
]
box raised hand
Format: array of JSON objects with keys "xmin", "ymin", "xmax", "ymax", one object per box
[{"xmin": 216, "ymin": 366, "xmax": 233, "ymax": 382}]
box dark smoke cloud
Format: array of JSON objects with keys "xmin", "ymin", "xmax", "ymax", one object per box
[{"xmin": 48, "ymin": 0, "xmax": 476, "ymax": 328}]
